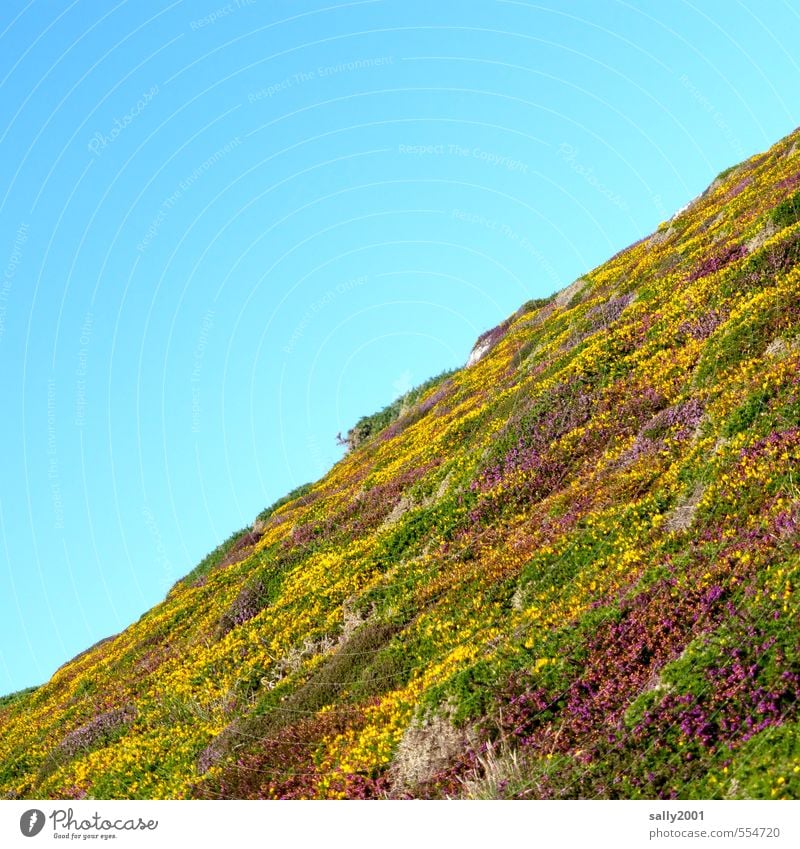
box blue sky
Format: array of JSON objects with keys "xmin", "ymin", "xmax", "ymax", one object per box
[{"xmin": 1, "ymin": 0, "xmax": 799, "ymax": 694}]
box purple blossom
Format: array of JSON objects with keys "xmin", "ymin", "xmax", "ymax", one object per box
[
  {"xmin": 678, "ymin": 309, "xmax": 726, "ymax": 341},
  {"xmin": 777, "ymin": 172, "xmax": 800, "ymax": 191},
  {"xmin": 219, "ymin": 577, "xmax": 272, "ymax": 634},
  {"xmin": 726, "ymin": 177, "xmax": 752, "ymax": 199},
  {"xmin": 688, "ymin": 243, "xmax": 747, "ymax": 282},
  {"xmin": 643, "ymin": 397, "xmax": 706, "ymax": 440},
  {"xmin": 773, "ymin": 507, "xmax": 799, "ymax": 540},
  {"xmin": 586, "ymin": 293, "xmax": 635, "ymax": 331},
  {"xmin": 58, "ymin": 706, "xmax": 135, "ymax": 757}
]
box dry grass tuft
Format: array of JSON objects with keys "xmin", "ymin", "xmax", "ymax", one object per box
[{"xmin": 389, "ymin": 714, "xmax": 465, "ymax": 794}]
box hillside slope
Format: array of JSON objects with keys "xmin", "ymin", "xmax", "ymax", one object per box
[{"xmin": 2, "ymin": 130, "xmax": 800, "ymax": 800}]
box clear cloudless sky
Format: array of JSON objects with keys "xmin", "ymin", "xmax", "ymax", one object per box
[{"xmin": 1, "ymin": 0, "xmax": 799, "ymax": 693}]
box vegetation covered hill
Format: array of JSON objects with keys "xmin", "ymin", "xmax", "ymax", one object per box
[{"xmin": 2, "ymin": 129, "xmax": 800, "ymax": 800}]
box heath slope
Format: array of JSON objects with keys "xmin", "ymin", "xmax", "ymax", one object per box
[{"xmin": 2, "ymin": 129, "xmax": 800, "ymax": 800}]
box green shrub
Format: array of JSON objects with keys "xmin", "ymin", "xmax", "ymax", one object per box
[
  {"xmin": 342, "ymin": 369, "xmax": 457, "ymax": 449},
  {"xmin": 722, "ymin": 387, "xmax": 771, "ymax": 437},
  {"xmin": 174, "ymin": 526, "xmax": 250, "ymax": 589},
  {"xmin": 724, "ymin": 723, "xmax": 800, "ymax": 799},
  {"xmin": 772, "ymin": 191, "xmax": 800, "ymax": 229},
  {"xmin": 349, "ymin": 639, "xmax": 411, "ymax": 700},
  {"xmin": 217, "ymin": 563, "xmax": 287, "ymax": 636},
  {"xmin": 514, "ymin": 295, "xmax": 554, "ymax": 318},
  {"xmin": 256, "ymin": 482, "xmax": 313, "ymax": 524},
  {"xmin": 0, "ymin": 687, "xmax": 36, "ymax": 711},
  {"xmin": 695, "ymin": 290, "xmax": 791, "ymax": 385}
]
